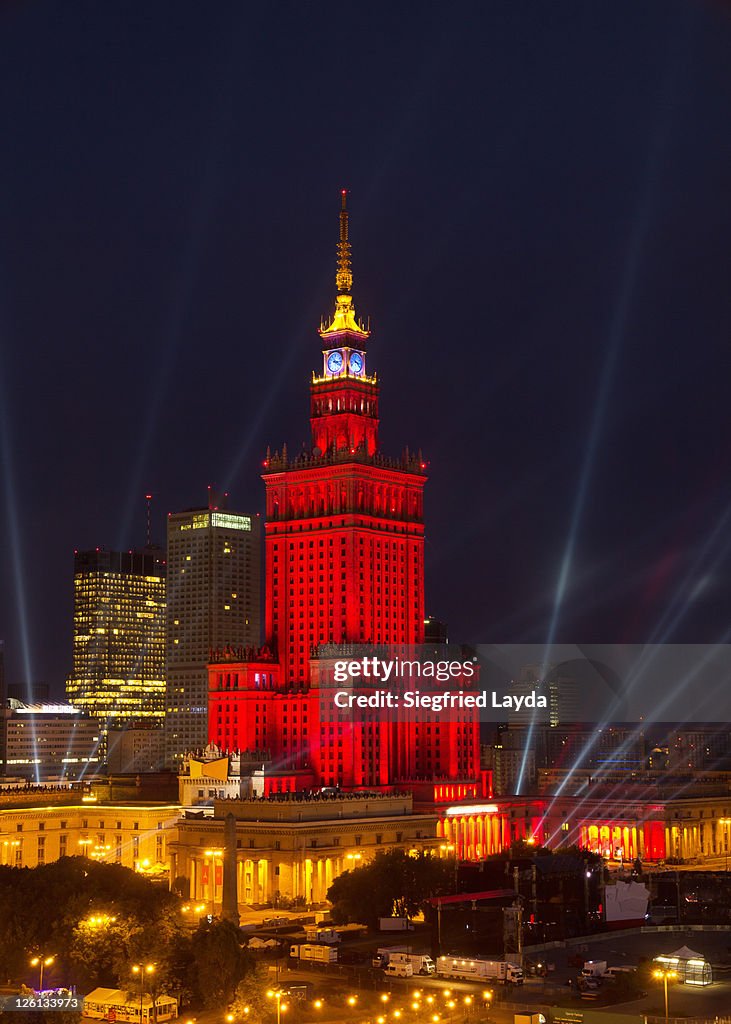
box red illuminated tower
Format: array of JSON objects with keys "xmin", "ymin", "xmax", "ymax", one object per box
[
  {"xmin": 263, "ymin": 192, "xmax": 427, "ymax": 687},
  {"xmin": 207, "ymin": 195, "xmax": 482, "ymax": 797}
]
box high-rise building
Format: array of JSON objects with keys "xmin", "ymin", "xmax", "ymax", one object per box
[
  {"xmin": 0, "ymin": 700, "xmax": 101, "ymax": 780},
  {"xmin": 66, "ymin": 549, "xmax": 166, "ymax": 746},
  {"xmin": 207, "ymin": 195, "xmax": 481, "ymax": 792},
  {"xmin": 262, "ymin": 192, "xmax": 426, "ymax": 686},
  {"xmin": 164, "ymin": 493, "xmax": 261, "ymax": 765}
]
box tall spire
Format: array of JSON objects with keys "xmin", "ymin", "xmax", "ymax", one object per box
[
  {"xmin": 319, "ymin": 190, "xmax": 369, "ymax": 340},
  {"xmin": 335, "ymin": 189, "xmax": 353, "ymax": 295}
]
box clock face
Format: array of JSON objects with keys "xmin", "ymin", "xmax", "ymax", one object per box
[
  {"xmin": 349, "ymin": 351, "xmax": 364, "ymax": 375},
  {"xmin": 327, "ymin": 350, "xmax": 344, "ymax": 374}
]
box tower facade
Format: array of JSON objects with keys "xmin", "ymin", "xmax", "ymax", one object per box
[
  {"xmin": 165, "ymin": 494, "xmax": 261, "ymax": 765},
  {"xmin": 208, "ymin": 195, "xmax": 481, "ymax": 793},
  {"xmin": 263, "ymin": 192, "xmax": 427, "ymax": 687},
  {"xmin": 66, "ymin": 549, "xmax": 166, "ymax": 741}
]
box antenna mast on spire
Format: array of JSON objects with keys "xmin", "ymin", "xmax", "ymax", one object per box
[
  {"xmin": 145, "ymin": 493, "xmax": 152, "ymax": 547},
  {"xmin": 335, "ymin": 189, "xmax": 353, "ymax": 295}
]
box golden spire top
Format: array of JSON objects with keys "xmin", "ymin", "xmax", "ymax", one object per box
[
  {"xmin": 335, "ymin": 189, "xmax": 353, "ymax": 294},
  {"xmin": 320, "ymin": 189, "xmax": 370, "ymax": 340}
]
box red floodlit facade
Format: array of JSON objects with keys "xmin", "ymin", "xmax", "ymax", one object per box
[{"xmin": 208, "ymin": 194, "xmax": 481, "ymax": 792}]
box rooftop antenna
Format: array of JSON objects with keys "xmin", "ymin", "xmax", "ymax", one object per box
[{"xmin": 145, "ymin": 493, "xmax": 153, "ymax": 547}]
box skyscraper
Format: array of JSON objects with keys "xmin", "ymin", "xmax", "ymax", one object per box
[
  {"xmin": 263, "ymin": 191, "xmax": 426, "ymax": 686},
  {"xmin": 207, "ymin": 194, "xmax": 481, "ymax": 791},
  {"xmin": 164, "ymin": 493, "xmax": 261, "ymax": 765},
  {"xmin": 66, "ymin": 549, "xmax": 166, "ymax": 744}
]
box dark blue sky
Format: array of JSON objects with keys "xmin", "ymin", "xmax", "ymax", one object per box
[{"xmin": 1, "ymin": 1, "xmax": 731, "ymax": 696}]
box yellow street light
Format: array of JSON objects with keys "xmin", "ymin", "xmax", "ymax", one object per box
[
  {"xmin": 380, "ymin": 994, "xmax": 390, "ymax": 1003},
  {"xmin": 132, "ymin": 963, "xmax": 156, "ymax": 1023},
  {"xmin": 30, "ymin": 955, "xmax": 55, "ymax": 991},
  {"xmin": 346, "ymin": 995, "xmax": 358, "ymax": 1006},
  {"xmin": 653, "ymin": 968, "xmax": 678, "ymax": 1023},
  {"xmin": 313, "ymin": 1000, "xmax": 323, "ymax": 1010},
  {"xmin": 266, "ymin": 989, "xmax": 286, "ymax": 1024}
]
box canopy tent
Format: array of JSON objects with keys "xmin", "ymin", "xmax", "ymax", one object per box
[
  {"xmin": 653, "ymin": 947, "xmax": 712, "ymax": 986},
  {"xmin": 83, "ymin": 988, "xmax": 178, "ymax": 1022}
]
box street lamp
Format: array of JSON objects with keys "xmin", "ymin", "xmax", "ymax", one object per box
[
  {"xmin": 266, "ymin": 989, "xmax": 288, "ymax": 1024},
  {"xmin": 132, "ymin": 963, "xmax": 156, "ymax": 1023},
  {"xmin": 653, "ymin": 968, "xmax": 677, "ymax": 1024},
  {"xmin": 30, "ymin": 954, "xmax": 55, "ymax": 992}
]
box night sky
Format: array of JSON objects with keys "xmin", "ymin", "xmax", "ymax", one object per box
[{"xmin": 1, "ymin": 2, "xmax": 731, "ymax": 699}]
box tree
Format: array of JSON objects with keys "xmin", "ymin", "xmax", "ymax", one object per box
[
  {"xmin": 0, "ymin": 858, "xmax": 191, "ymax": 995},
  {"xmin": 190, "ymin": 919, "xmax": 246, "ymax": 1008},
  {"xmin": 327, "ymin": 850, "xmax": 452, "ymax": 928},
  {"xmin": 228, "ymin": 962, "xmax": 271, "ymax": 1024}
]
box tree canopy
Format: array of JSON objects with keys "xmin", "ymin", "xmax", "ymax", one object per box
[{"xmin": 326, "ymin": 850, "xmax": 452, "ymax": 928}]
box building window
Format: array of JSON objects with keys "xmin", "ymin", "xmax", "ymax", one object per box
[
  {"xmin": 59, "ymin": 835, "xmax": 67, "ymax": 857},
  {"xmin": 37, "ymin": 837, "xmax": 46, "ymax": 865}
]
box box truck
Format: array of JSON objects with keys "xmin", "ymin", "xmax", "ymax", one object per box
[
  {"xmin": 379, "ymin": 917, "xmax": 413, "ymax": 931},
  {"xmin": 581, "ymin": 960, "xmax": 607, "ymax": 979},
  {"xmin": 376, "ymin": 951, "xmax": 435, "ymax": 975},
  {"xmin": 304, "ymin": 927, "xmax": 341, "ymax": 944},
  {"xmin": 289, "ymin": 944, "xmax": 338, "ymax": 964},
  {"xmin": 436, "ymin": 956, "xmax": 523, "ymax": 985},
  {"xmin": 514, "ymin": 1015, "xmax": 546, "ymax": 1024}
]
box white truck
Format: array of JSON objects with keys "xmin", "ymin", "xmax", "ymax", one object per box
[
  {"xmin": 304, "ymin": 926, "xmax": 341, "ymax": 944},
  {"xmin": 436, "ymin": 955, "xmax": 524, "ymax": 985},
  {"xmin": 385, "ymin": 961, "xmax": 414, "ymax": 978},
  {"xmin": 581, "ymin": 960, "xmax": 608, "ymax": 979},
  {"xmin": 289, "ymin": 943, "xmax": 338, "ymax": 964},
  {"xmin": 379, "ymin": 917, "xmax": 413, "ymax": 931},
  {"xmin": 373, "ymin": 949, "xmax": 435, "ymax": 974}
]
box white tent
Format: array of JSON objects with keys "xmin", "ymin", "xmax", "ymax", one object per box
[
  {"xmin": 654, "ymin": 947, "xmax": 712, "ymax": 986},
  {"xmin": 83, "ymin": 987, "xmax": 178, "ymax": 1022}
]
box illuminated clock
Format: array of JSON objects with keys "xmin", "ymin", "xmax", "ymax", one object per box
[
  {"xmin": 327, "ymin": 350, "xmax": 344, "ymax": 374},
  {"xmin": 349, "ymin": 351, "xmax": 364, "ymax": 375}
]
